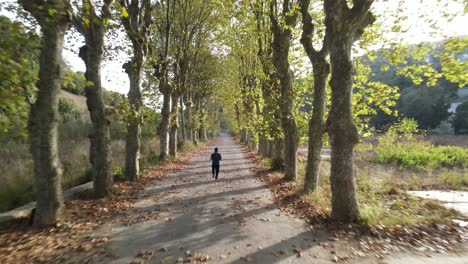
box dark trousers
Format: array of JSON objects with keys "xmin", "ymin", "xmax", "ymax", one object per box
[{"xmin": 212, "ymin": 164, "xmax": 220, "ymax": 178}]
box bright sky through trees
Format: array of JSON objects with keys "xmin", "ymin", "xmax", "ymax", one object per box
[{"xmin": 1, "ymin": 0, "xmax": 465, "ymax": 94}]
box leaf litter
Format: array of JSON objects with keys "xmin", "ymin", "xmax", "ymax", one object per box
[{"xmin": 0, "ymin": 144, "xmax": 208, "ymax": 263}]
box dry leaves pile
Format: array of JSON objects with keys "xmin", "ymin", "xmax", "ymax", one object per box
[
  {"xmin": 0, "ymin": 144, "xmax": 207, "ymax": 263},
  {"xmin": 245, "ymin": 149, "xmax": 468, "ymax": 255}
]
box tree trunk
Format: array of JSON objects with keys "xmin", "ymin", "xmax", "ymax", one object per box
[
  {"xmin": 123, "ymin": 48, "xmax": 144, "ymax": 180},
  {"xmin": 169, "ymin": 94, "xmax": 180, "ymax": 157},
  {"xmin": 327, "ymin": 39, "xmax": 360, "ymax": 221},
  {"xmin": 299, "ymin": 0, "xmax": 330, "ymax": 193},
  {"xmin": 323, "ymin": 0, "xmax": 375, "ymax": 223},
  {"xmin": 324, "ymin": 0, "xmax": 375, "ymax": 222},
  {"xmin": 184, "ymin": 101, "xmax": 192, "ymax": 142},
  {"xmin": 26, "ymin": 8, "xmax": 69, "ymax": 227},
  {"xmin": 271, "ymin": 137, "xmax": 284, "ymax": 170},
  {"xmin": 159, "ymin": 89, "xmax": 171, "ymax": 161},
  {"xmin": 258, "ymin": 135, "xmax": 268, "ymax": 157},
  {"xmin": 179, "ymin": 97, "xmax": 185, "ymax": 148},
  {"xmin": 270, "ymin": 0, "xmax": 298, "ymax": 181},
  {"xmin": 193, "ymin": 129, "xmax": 198, "ymax": 142},
  {"xmin": 265, "ymin": 139, "xmax": 273, "ymax": 158},
  {"xmin": 79, "ymin": 39, "xmax": 112, "ymax": 197},
  {"xmin": 119, "ymin": 0, "xmax": 152, "ymax": 181},
  {"xmin": 303, "ymin": 62, "xmax": 327, "ymax": 192}
]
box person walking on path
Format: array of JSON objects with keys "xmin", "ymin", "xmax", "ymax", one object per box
[{"xmin": 210, "ymin": 147, "xmax": 222, "ymax": 179}]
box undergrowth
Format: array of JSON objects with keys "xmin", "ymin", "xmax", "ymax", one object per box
[
  {"xmin": 0, "ymin": 137, "xmax": 160, "ymax": 213},
  {"xmin": 295, "ymin": 158, "xmax": 464, "ymax": 226},
  {"xmin": 374, "ymin": 118, "xmax": 468, "ymax": 169}
]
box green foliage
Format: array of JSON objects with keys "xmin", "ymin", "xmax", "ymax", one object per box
[
  {"xmin": 366, "ymin": 43, "xmax": 462, "ymax": 130},
  {"xmin": 112, "ymin": 165, "xmax": 125, "ymax": 181},
  {"xmin": 435, "ymin": 37, "xmax": 468, "ymax": 87},
  {"xmin": 376, "ymin": 119, "xmax": 468, "ymax": 168},
  {"xmin": 61, "ymin": 70, "xmax": 86, "ymax": 95},
  {"xmin": 297, "ymin": 157, "xmax": 463, "ymax": 226},
  {"xmin": 141, "ymin": 106, "xmax": 161, "ymax": 138},
  {"xmin": 453, "ymin": 101, "xmax": 468, "ymax": 135},
  {"xmin": 0, "ymin": 15, "xmax": 40, "ymax": 138},
  {"xmin": 58, "ymin": 98, "xmax": 82, "ymax": 123},
  {"xmin": 399, "ymin": 84, "xmax": 454, "ymax": 129}
]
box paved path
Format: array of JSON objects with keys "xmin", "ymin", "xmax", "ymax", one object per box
[{"xmin": 97, "ymin": 134, "xmax": 468, "ymax": 264}]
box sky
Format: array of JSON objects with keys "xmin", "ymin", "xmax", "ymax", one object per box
[{"xmin": 1, "ymin": 0, "xmax": 467, "ymax": 95}]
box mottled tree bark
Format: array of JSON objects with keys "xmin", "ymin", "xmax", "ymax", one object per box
[
  {"xmin": 324, "ymin": 0, "xmax": 375, "ymax": 222},
  {"xmin": 258, "ymin": 136, "xmax": 268, "ymax": 157},
  {"xmin": 74, "ymin": 0, "xmax": 113, "ymax": 198},
  {"xmin": 120, "ymin": 0, "xmax": 152, "ymax": 180},
  {"xmin": 169, "ymin": 94, "xmax": 181, "ymax": 157},
  {"xmin": 159, "ymin": 90, "xmax": 171, "ymax": 160},
  {"xmin": 123, "ymin": 51, "xmax": 144, "ymax": 180},
  {"xmin": 20, "ymin": 0, "xmax": 70, "ymax": 227},
  {"xmin": 299, "ymin": 0, "xmax": 330, "ymax": 193},
  {"xmin": 199, "ymin": 108, "xmax": 207, "ymax": 141},
  {"xmin": 184, "ymin": 100, "xmax": 192, "ymax": 141},
  {"xmin": 154, "ymin": 0, "xmax": 175, "ymax": 160},
  {"xmin": 270, "ymin": 0, "xmax": 298, "ymax": 180},
  {"xmin": 179, "ymin": 97, "xmax": 186, "ymax": 148}
]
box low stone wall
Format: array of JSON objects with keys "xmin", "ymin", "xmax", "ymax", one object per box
[{"xmin": 0, "ymin": 181, "xmax": 93, "ymax": 224}]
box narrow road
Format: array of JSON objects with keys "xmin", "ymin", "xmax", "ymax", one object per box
[
  {"xmin": 97, "ymin": 133, "xmax": 468, "ymax": 264},
  {"xmin": 98, "ymin": 134, "xmax": 337, "ymax": 263}
]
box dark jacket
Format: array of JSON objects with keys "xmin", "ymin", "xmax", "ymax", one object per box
[{"xmin": 211, "ymin": 152, "xmax": 222, "ymax": 166}]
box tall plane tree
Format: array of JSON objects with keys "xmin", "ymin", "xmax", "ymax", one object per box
[
  {"xmin": 251, "ymin": 0, "xmax": 283, "ymax": 164},
  {"xmin": 120, "ymin": 0, "xmax": 153, "ymax": 180},
  {"xmin": 299, "ymin": 0, "xmax": 329, "ymax": 193},
  {"xmin": 324, "ymin": 0, "xmax": 375, "ymax": 222},
  {"xmin": 269, "ymin": 0, "xmax": 299, "ymax": 180},
  {"xmin": 154, "ymin": 0, "xmax": 175, "ymax": 161},
  {"xmin": 73, "ymin": 0, "xmax": 114, "ymax": 197},
  {"xmin": 19, "ymin": 0, "xmax": 71, "ymax": 227}
]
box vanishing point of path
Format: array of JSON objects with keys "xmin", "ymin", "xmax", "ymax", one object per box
[{"xmin": 97, "ymin": 133, "xmax": 468, "ymax": 264}]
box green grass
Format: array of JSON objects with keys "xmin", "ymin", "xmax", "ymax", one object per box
[
  {"xmin": 372, "ymin": 118, "xmax": 468, "ymax": 169},
  {"xmin": 295, "ymin": 158, "xmax": 465, "ymax": 226},
  {"xmin": 356, "ymin": 173, "xmax": 462, "ymax": 225},
  {"xmin": 437, "ymin": 170, "xmax": 468, "ymax": 189},
  {"xmin": 375, "ymin": 140, "xmax": 468, "ymax": 169},
  {"xmin": 0, "ymin": 136, "xmax": 160, "ymax": 213}
]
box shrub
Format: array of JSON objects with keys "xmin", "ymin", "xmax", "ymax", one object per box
[
  {"xmin": 112, "ymin": 166, "xmax": 125, "ymax": 182},
  {"xmin": 376, "ymin": 118, "xmax": 468, "ymax": 168},
  {"xmin": 270, "ymin": 157, "xmax": 284, "ymax": 171},
  {"xmin": 59, "ymin": 98, "xmax": 82, "ymax": 123}
]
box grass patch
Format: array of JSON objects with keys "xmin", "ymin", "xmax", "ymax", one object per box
[
  {"xmin": 0, "ymin": 136, "xmax": 161, "ymax": 213},
  {"xmin": 376, "ymin": 141, "xmax": 468, "ymax": 169},
  {"xmin": 295, "ymin": 158, "xmax": 465, "ymax": 226},
  {"xmin": 374, "ymin": 118, "xmax": 468, "ymax": 169},
  {"xmin": 356, "ymin": 173, "xmax": 463, "ymax": 225},
  {"xmin": 437, "ymin": 170, "xmax": 468, "ymax": 189},
  {"xmin": 0, "ymin": 175, "xmax": 35, "ymax": 212}
]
